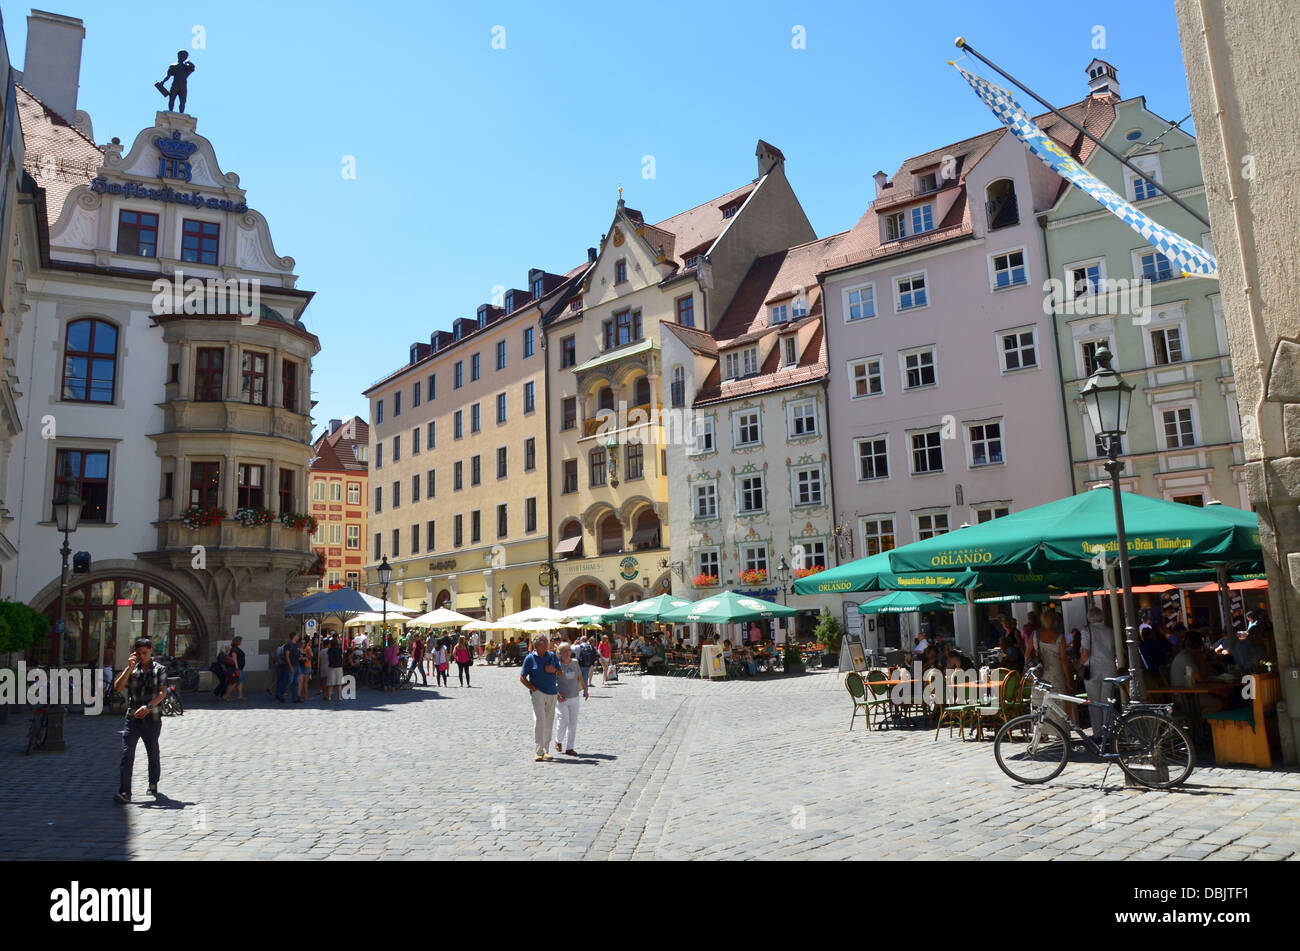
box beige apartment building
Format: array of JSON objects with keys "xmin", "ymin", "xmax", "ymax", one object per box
[
  {"xmin": 364, "ymin": 267, "xmax": 582, "ymax": 617},
  {"xmin": 541, "ymin": 141, "xmax": 816, "ymax": 608}
]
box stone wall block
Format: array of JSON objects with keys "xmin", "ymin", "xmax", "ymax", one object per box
[{"xmin": 1266, "ymin": 338, "xmax": 1300, "ymax": 403}]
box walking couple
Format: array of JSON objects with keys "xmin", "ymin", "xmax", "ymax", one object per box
[{"xmin": 519, "ymin": 635, "xmax": 588, "ymax": 761}]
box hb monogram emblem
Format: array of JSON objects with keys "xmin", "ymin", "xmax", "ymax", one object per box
[{"xmin": 154, "ymin": 130, "xmax": 198, "ymax": 183}]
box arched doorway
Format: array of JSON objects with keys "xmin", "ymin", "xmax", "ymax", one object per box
[
  {"xmin": 565, "ymin": 583, "xmax": 609, "ymax": 609},
  {"xmin": 435, "ymin": 589, "xmax": 451, "ymax": 609},
  {"xmin": 518, "ymin": 584, "xmax": 531, "ymax": 612},
  {"xmin": 38, "ymin": 575, "xmax": 200, "ymax": 665}
]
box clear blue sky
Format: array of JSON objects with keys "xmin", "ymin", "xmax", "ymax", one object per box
[{"xmin": 2, "ymin": 0, "xmax": 1195, "ymax": 432}]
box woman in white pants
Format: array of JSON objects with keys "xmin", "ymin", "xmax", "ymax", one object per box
[{"xmin": 554, "ymin": 643, "xmax": 589, "ymax": 756}]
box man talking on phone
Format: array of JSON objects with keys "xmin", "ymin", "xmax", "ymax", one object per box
[{"xmin": 112, "ymin": 637, "xmax": 169, "ymax": 804}]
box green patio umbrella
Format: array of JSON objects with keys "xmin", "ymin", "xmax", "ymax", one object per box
[
  {"xmin": 659, "ymin": 591, "xmax": 799, "ymax": 624},
  {"xmin": 885, "ymin": 490, "xmax": 1261, "ymax": 575},
  {"xmin": 857, "ymin": 590, "xmax": 963, "ymax": 614},
  {"xmin": 792, "ymin": 552, "xmax": 1090, "ymax": 601},
  {"xmin": 602, "ymin": 594, "xmax": 694, "ymax": 623}
]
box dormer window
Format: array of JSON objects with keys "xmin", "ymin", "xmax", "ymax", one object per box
[
  {"xmin": 531, "ymin": 277, "xmax": 545, "ymax": 298},
  {"xmin": 911, "ymin": 204, "xmax": 934, "ymax": 235},
  {"xmin": 769, "ymin": 304, "xmax": 789, "ymax": 324},
  {"xmin": 353, "ymin": 445, "xmax": 368, "ymax": 463},
  {"xmin": 916, "ymin": 171, "xmax": 939, "ymax": 194},
  {"xmin": 885, "ymin": 212, "xmax": 906, "ymax": 242},
  {"xmin": 791, "ymin": 297, "xmax": 808, "ymax": 318},
  {"xmin": 986, "ymin": 179, "xmax": 1020, "ymax": 230},
  {"xmin": 615, "ymin": 259, "xmax": 628, "ymax": 283},
  {"xmin": 684, "ymin": 254, "xmax": 703, "ymax": 269},
  {"xmin": 724, "ymin": 347, "xmax": 759, "ymax": 380}
]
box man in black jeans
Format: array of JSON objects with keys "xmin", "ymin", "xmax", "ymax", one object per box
[{"xmin": 113, "ymin": 637, "xmax": 169, "ymax": 804}]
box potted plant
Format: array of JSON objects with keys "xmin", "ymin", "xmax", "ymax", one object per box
[
  {"xmin": 814, "ymin": 609, "xmax": 844, "ymax": 668},
  {"xmin": 692, "ymin": 572, "xmax": 719, "ymax": 588},
  {"xmin": 279, "ymin": 511, "xmax": 319, "ymax": 533},
  {"xmin": 233, "ymin": 505, "xmax": 274, "ymax": 527},
  {"xmin": 783, "ymin": 639, "xmax": 803, "ymax": 674},
  {"xmin": 738, "ymin": 568, "xmax": 768, "ymax": 585}
]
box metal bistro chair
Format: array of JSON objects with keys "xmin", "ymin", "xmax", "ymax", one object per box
[
  {"xmin": 863, "ymin": 669, "xmax": 895, "ymax": 730},
  {"xmin": 971, "ymin": 668, "xmax": 1014, "ymax": 741},
  {"xmin": 845, "ymin": 671, "xmax": 891, "ymax": 732},
  {"xmin": 934, "ymin": 673, "xmax": 980, "ymax": 741}
]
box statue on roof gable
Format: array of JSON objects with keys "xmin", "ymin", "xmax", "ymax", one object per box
[{"xmin": 154, "ymin": 51, "xmax": 196, "ymax": 113}]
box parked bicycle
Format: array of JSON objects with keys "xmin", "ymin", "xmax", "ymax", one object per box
[
  {"xmin": 159, "ymin": 682, "xmax": 184, "ymax": 717},
  {"xmin": 992, "ymin": 664, "xmax": 1194, "ymax": 788},
  {"xmin": 158, "ymin": 654, "xmax": 200, "ymax": 692},
  {"xmin": 25, "ymin": 703, "xmax": 48, "ymax": 754}
]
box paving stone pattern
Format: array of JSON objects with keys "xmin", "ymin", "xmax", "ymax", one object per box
[{"xmin": 1, "ymin": 665, "xmax": 1297, "ymax": 860}]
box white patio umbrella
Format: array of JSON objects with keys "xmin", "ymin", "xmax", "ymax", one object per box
[
  {"xmin": 406, "ymin": 607, "xmax": 476, "ymax": 628},
  {"xmin": 344, "ymin": 611, "xmax": 411, "ymax": 627},
  {"xmin": 496, "ymin": 606, "xmax": 570, "ymax": 625}
]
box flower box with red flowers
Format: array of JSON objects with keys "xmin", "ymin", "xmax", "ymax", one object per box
[
  {"xmin": 693, "ymin": 573, "xmax": 719, "ymax": 588},
  {"xmin": 278, "ymin": 511, "xmax": 318, "ymax": 533},
  {"xmin": 738, "ymin": 568, "xmax": 768, "ymax": 585},
  {"xmin": 180, "ymin": 504, "xmax": 226, "ymax": 531},
  {"xmin": 793, "ymin": 565, "xmax": 826, "ymax": 580}
]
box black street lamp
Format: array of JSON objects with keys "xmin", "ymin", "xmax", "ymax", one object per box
[
  {"xmin": 377, "ymin": 556, "xmax": 392, "ymax": 647},
  {"xmin": 1079, "ymin": 346, "xmax": 1144, "ymax": 701},
  {"xmin": 47, "ymin": 475, "xmax": 82, "ymax": 752},
  {"xmin": 498, "ymin": 582, "xmax": 507, "ymax": 617},
  {"xmin": 608, "ymin": 578, "xmax": 616, "ymax": 606},
  {"xmin": 775, "ymin": 555, "xmax": 790, "ymax": 607},
  {"xmin": 478, "ymin": 594, "xmax": 488, "ymax": 619}
]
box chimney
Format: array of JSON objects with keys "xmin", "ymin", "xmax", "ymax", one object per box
[
  {"xmin": 755, "ymin": 139, "xmax": 786, "ymax": 176},
  {"xmin": 329, "ymin": 419, "xmax": 342, "ymax": 434},
  {"xmin": 1086, "ymin": 59, "xmax": 1120, "ymax": 100},
  {"xmin": 873, "ymin": 171, "xmax": 889, "ymax": 196},
  {"xmin": 587, "ymin": 247, "xmax": 597, "ymax": 263},
  {"xmin": 21, "ymin": 10, "xmax": 85, "ymax": 122}
]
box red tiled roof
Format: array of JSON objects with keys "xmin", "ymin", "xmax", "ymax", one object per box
[
  {"xmin": 650, "ymin": 181, "xmax": 757, "ymax": 268},
  {"xmin": 313, "ymin": 416, "xmax": 370, "ymax": 473},
  {"xmin": 15, "ymin": 83, "xmax": 103, "ymax": 228},
  {"xmin": 661, "ymin": 321, "xmax": 718, "ymax": 356}
]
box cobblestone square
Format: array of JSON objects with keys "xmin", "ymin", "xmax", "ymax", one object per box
[{"xmin": 2, "ymin": 666, "xmax": 1297, "ymax": 861}]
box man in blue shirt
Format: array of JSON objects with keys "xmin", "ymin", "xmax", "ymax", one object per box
[{"xmin": 520, "ymin": 635, "xmax": 561, "ymax": 762}]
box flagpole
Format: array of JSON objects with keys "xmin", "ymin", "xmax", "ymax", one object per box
[{"xmin": 954, "ymin": 37, "xmax": 1211, "ymax": 229}]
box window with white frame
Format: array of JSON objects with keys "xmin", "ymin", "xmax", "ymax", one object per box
[
  {"xmin": 973, "ymin": 503, "xmax": 1010, "ymax": 523},
  {"xmin": 910, "ymin": 429, "xmax": 944, "ymax": 474},
  {"xmin": 738, "ymin": 473, "xmax": 766, "ymax": 513},
  {"xmin": 967, "ymin": 421, "xmax": 1005, "ymax": 467},
  {"xmin": 797, "ymin": 539, "xmax": 828, "ymax": 571},
  {"xmin": 741, "ymin": 545, "xmax": 769, "ymax": 575},
  {"xmin": 312, "ymin": 480, "xmax": 327, "ymax": 502},
  {"xmin": 769, "ymin": 303, "xmax": 789, "ymax": 324},
  {"xmin": 1128, "ymin": 155, "xmax": 1162, "ymax": 201},
  {"xmin": 783, "ymin": 336, "xmax": 797, "ymax": 366},
  {"xmin": 311, "ymin": 522, "xmax": 325, "ymax": 544},
  {"xmin": 347, "ymin": 524, "xmax": 360, "ymax": 549},
  {"xmin": 1151, "ymin": 326, "xmax": 1184, "ymax": 365},
  {"xmin": 788, "ymin": 399, "xmax": 818, "ymax": 437},
  {"xmin": 1162, "ymin": 407, "xmax": 1196, "ymax": 448},
  {"xmin": 849, "ymin": 357, "xmax": 884, "ymax": 398},
  {"xmin": 845, "ymin": 283, "xmax": 876, "ymax": 321},
  {"xmin": 1068, "ymin": 260, "xmax": 1104, "ymax": 299},
  {"xmin": 1138, "ymin": 249, "xmax": 1174, "ymax": 283},
  {"xmin": 690, "ymin": 414, "xmax": 715, "ymax": 454},
  {"xmin": 902, "ymin": 348, "xmax": 936, "ymax": 389},
  {"xmin": 328, "ymin": 523, "xmax": 342, "ymax": 544},
  {"xmin": 734, "ymin": 410, "xmax": 761, "ymax": 447},
  {"xmin": 911, "ymin": 204, "xmax": 934, "ymax": 234},
  {"xmin": 856, "ymin": 436, "xmax": 889, "ymax": 481},
  {"xmin": 990, "ymin": 249, "xmax": 1027, "ymax": 289},
  {"xmin": 696, "ymin": 548, "xmax": 720, "ymax": 581},
  {"xmin": 791, "ymin": 296, "xmax": 808, "ymax": 318},
  {"xmin": 794, "ymin": 466, "xmax": 824, "ymax": 506},
  {"xmin": 329, "ymin": 481, "xmax": 342, "ymax": 502},
  {"xmin": 1000, "ymin": 328, "xmax": 1037, "ymax": 371},
  {"xmin": 347, "ymin": 483, "xmax": 360, "ymax": 505},
  {"xmin": 885, "ymin": 211, "xmax": 906, "ymax": 241},
  {"xmin": 914, "ymin": 511, "xmax": 950, "ymax": 540},
  {"xmin": 896, "ymin": 273, "xmax": 928, "ymax": 311},
  {"xmin": 860, "ymin": 517, "xmax": 895, "ymax": 556},
  {"xmin": 694, "ymin": 481, "xmax": 717, "ymax": 520},
  {"xmin": 724, "ymin": 347, "xmax": 759, "ymax": 379}
]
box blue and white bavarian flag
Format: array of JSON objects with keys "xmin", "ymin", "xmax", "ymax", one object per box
[{"xmin": 953, "ymin": 63, "xmax": 1218, "ymax": 280}]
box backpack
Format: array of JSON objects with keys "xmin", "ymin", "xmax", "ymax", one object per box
[{"xmin": 578, "ymin": 643, "xmax": 596, "ymax": 667}]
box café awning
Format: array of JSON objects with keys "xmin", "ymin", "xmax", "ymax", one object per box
[{"xmin": 554, "ymin": 535, "xmax": 583, "ymax": 558}]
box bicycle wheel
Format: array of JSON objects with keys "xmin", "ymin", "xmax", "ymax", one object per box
[
  {"xmin": 1112, "ymin": 712, "xmax": 1193, "ymax": 788},
  {"xmin": 993, "ymin": 714, "xmax": 1070, "ymax": 784}
]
